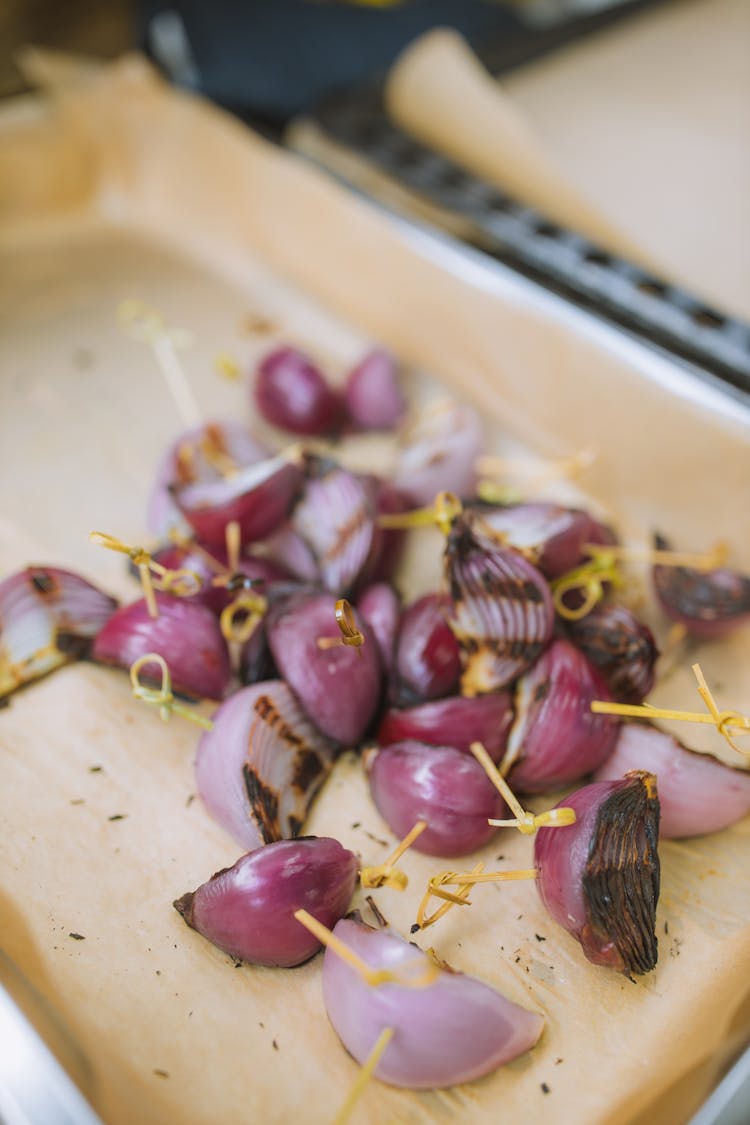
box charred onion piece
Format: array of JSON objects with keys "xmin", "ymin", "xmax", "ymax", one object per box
[
  {"xmin": 652, "ymin": 532, "xmax": 750, "ymax": 640},
  {"xmin": 393, "ymin": 593, "xmax": 461, "ymax": 705},
  {"xmin": 171, "ymin": 451, "xmax": 302, "ymax": 549},
  {"xmin": 321, "ymin": 917, "xmax": 544, "ymax": 1088},
  {"xmin": 174, "ymin": 837, "xmax": 358, "ymax": 967},
  {"xmin": 267, "ymin": 591, "xmax": 381, "ymax": 745},
  {"xmin": 254, "ymin": 346, "xmax": 342, "ymax": 436},
  {"xmin": 445, "ymin": 512, "xmax": 554, "ymax": 695},
  {"xmin": 535, "ymin": 772, "xmax": 660, "ymax": 974},
  {"xmin": 378, "ymin": 693, "xmax": 513, "ymax": 761},
  {"xmin": 195, "ymin": 680, "xmax": 336, "ymax": 850},
  {"xmin": 594, "ymin": 723, "xmax": 750, "ymax": 838},
  {"xmin": 93, "ymin": 594, "xmax": 231, "ymax": 700},
  {"xmin": 501, "ymin": 639, "xmax": 620, "ymax": 793},
  {"xmin": 365, "ymin": 741, "xmax": 507, "ymax": 857},
  {"xmin": 565, "ymin": 603, "xmax": 658, "ymax": 703},
  {"xmin": 470, "ymin": 501, "xmax": 616, "ymax": 580},
  {"xmin": 151, "ymin": 541, "xmax": 287, "ymax": 616},
  {"xmin": 0, "ymin": 566, "xmax": 117, "ymax": 699}
]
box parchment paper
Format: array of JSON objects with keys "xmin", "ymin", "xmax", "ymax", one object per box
[{"xmin": 1, "ymin": 58, "xmax": 750, "ymax": 1125}]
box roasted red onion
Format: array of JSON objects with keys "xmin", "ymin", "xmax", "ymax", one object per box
[
  {"xmin": 652, "ymin": 532, "xmax": 750, "ymax": 640},
  {"xmin": 565, "ymin": 603, "xmax": 658, "ymax": 703},
  {"xmin": 267, "ymin": 591, "xmax": 382, "ymax": 745},
  {"xmin": 594, "ymin": 724, "xmax": 750, "ymax": 838},
  {"xmin": 393, "ymin": 594, "xmax": 461, "ymax": 705},
  {"xmin": 171, "ymin": 451, "xmax": 302, "ymax": 549},
  {"xmin": 322, "ymin": 917, "xmax": 543, "ymax": 1087},
  {"xmin": 0, "ymin": 566, "xmax": 118, "ymax": 699},
  {"xmin": 291, "ymin": 457, "xmax": 379, "ymax": 595},
  {"xmin": 343, "ymin": 349, "xmax": 405, "ymax": 431},
  {"xmin": 150, "ymin": 541, "xmax": 287, "ymax": 616},
  {"xmin": 378, "ymin": 693, "xmax": 513, "ymax": 761},
  {"xmin": 174, "ymin": 837, "xmax": 358, "ymax": 967},
  {"xmin": 535, "ymin": 772, "xmax": 660, "ymax": 974},
  {"xmin": 470, "ymin": 501, "xmax": 616, "ymax": 580},
  {"xmin": 257, "ymin": 523, "xmax": 320, "ymax": 584},
  {"xmin": 393, "ymin": 400, "xmax": 483, "ymax": 505},
  {"xmin": 365, "ymin": 741, "xmax": 507, "ymax": 856},
  {"xmin": 147, "ymin": 421, "xmax": 268, "ymax": 539},
  {"xmin": 357, "ymin": 582, "xmax": 400, "ymax": 679},
  {"xmin": 195, "ymin": 680, "xmax": 336, "ymax": 849},
  {"xmin": 445, "ymin": 513, "xmax": 554, "ymax": 695},
  {"xmin": 254, "ymin": 346, "xmax": 342, "ymax": 435},
  {"xmin": 93, "ymin": 593, "xmax": 231, "ymax": 700},
  {"xmin": 501, "ymin": 639, "xmax": 619, "ymax": 793}
]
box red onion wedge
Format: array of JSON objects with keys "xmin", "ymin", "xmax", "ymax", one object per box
[
  {"xmin": 174, "ymin": 837, "xmax": 358, "ymax": 967},
  {"xmin": 146, "ymin": 421, "xmax": 269, "ymax": 539},
  {"xmin": 254, "ymin": 346, "xmax": 342, "ymax": 436},
  {"xmin": 195, "ymin": 680, "xmax": 336, "ymax": 850},
  {"xmin": 535, "ymin": 772, "xmax": 660, "ymax": 974},
  {"xmin": 171, "ymin": 450, "xmax": 302, "ymax": 549},
  {"xmin": 378, "ymin": 694, "xmax": 513, "ymax": 761},
  {"xmin": 357, "ymin": 582, "xmax": 400, "ymax": 680},
  {"xmin": 501, "ymin": 639, "xmax": 620, "ymax": 793},
  {"xmin": 393, "ymin": 399, "xmax": 483, "ymax": 505},
  {"xmin": 365, "ymin": 741, "xmax": 507, "ymax": 857},
  {"xmin": 445, "ymin": 512, "xmax": 554, "ymax": 695},
  {"xmin": 652, "ymin": 532, "xmax": 750, "ymax": 640},
  {"xmin": 565, "ymin": 603, "xmax": 658, "ymax": 703},
  {"xmin": 320, "ymin": 917, "xmax": 543, "ymax": 1088},
  {"xmin": 393, "ymin": 593, "xmax": 461, "ymax": 706},
  {"xmin": 93, "ymin": 594, "xmax": 231, "ymax": 700},
  {"xmin": 267, "ymin": 591, "xmax": 382, "ymax": 746},
  {"xmin": 150, "ymin": 541, "xmax": 287, "ymax": 616},
  {"xmin": 0, "ymin": 566, "xmax": 117, "ymax": 699},
  {"xmin": 291, "ymin": 457, "xmax": 378, "ymax": 595},
  {"xmin": 470, "ymin": 501, "xmax": 616, "ymax": 580},
  {"xmin": 594, "ymin": 724, "xmax": 750, "ymax": 838},
  {"xmin": 343, "ymin": 349, "xmax": 405, "ymax": 431}
]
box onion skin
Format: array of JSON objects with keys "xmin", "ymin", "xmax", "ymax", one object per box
[
  {"xmin": 93, "ymin": 593, "xmax": 231, "ymax": 700},
  {"xmin": 358, "ymin": 582, "xmax": 400, "ymax": 680},
  {"xmin": 445, "ymin": 513, "xmax": 554, "ymax": 695},
  {"xmin": 267, "ymin": 592, "xmax": 382, "ymax": 746},
  {"xmin": 501, "ymin": 639, "xmax": 619, "ymax": 793},
  {"xmin": 322, "ymin": 918, "xmax": 544, "ymax": 1088},
  {"xmin": 394, "ymin": 594, "xmax": 461, "ymax": 706},
  {"xmin": 378, "ymin": 694, "xmax": 513, "ymax": 762},
  {"xmin": 344, "ymin": 349, "xmax": 405, "ymax": 431},
  {"xmin": 174, "ymin": 837, "xmax": 358, "ymax": 967},
  {"xmin": 594, "ymin": 724, "xmax": 750, "ymax": 838},
  {"xmin": 366, "ymin": 741, "xmax": 507, "ymax": 856},
  {"xmin": 652, "ymin": 532, "xmax": 750, "ymax": 640},
  {"xmin": 471, "ymin": 502, "xmax": 617, "ymax": 580},
  {"xmin": 147, "ymin": 421, "xmax": 268, "ymax": 539},
  {"xmin": 565, "ymin": 603, "xmax": 658, "ymax": 704},
  {"xmin": 0, "ymin": 566, "xmax": 118, "ymax": 699},
  {"xmin": 535, "ymin": 772, "xmax": 660, "ymax": 974},
  {"xmin": 171, "ymin": 452, "xmax": 302, "ymax": 549},
  {"xmin": 254, "ymin": 346, "xmax": 342, "ymax": 436},
  {"xmin": 393, "ymin": 401, "xmax": 483, "ymax": 506},
  {"xmin": 195, "ymin": 680, "xmax": 336, "ymax": 850}
]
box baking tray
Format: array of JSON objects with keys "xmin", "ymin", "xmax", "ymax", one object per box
[{"xmin": 2, "ymin": 56, "xmax": 750, "ymax": 1125}]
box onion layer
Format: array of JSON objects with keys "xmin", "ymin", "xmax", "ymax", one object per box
[
  {"xmin": 0, "ymin": 566, "xmax": 117, "ymax": 699},
  {"xmin": 594, "ymin": 723, "xmax": 750, "ymax": 838},
  {"xmin": 393, "ymin": 400, "xmax": 483, "ymax": 505},
  {"xmin": 502, "ymin": 639, "xmax": 620, "ymax": 793},
  {"xmin": 472, "ymin": 502, "xmax": 616, "ymax": 580},
  {"xmin": 535, "ymin": 772, "xmax": 660, "ymax": 974},
  {"xmin": 393, "ymin": 594, "xmax": 461, "ymax": 705},
  {"xmin": 378, "ymin": 694, "xmax": 513, "ymax": 761},
  {"xmin": 254, "ymin": 346, "xmax": 342, "ymax": 436},
  {"xmin": 322, "ymin": 917, "xmax": 544, "ymax": 1088},
  {"xmin": 195, "ymin": 680, "xmax": 336, "ymax": 850},
  {"xmin": 93, "ymin": 594, "xmax": 231, "ymax": 700},
  {"xmin": 357, "ymin": 582, "xmax": 400, "ymax": 680},
  {"xmin": 174, "ymin": 837, "xmax": 358, "ymax": 967},
  {"xmin": 366, "ymin": 740, "xmax": 506, "ymax": 856},
  {"xmin": 445, "ymin": 513, "xmax": 554, "ymax": 695},
  {"xmin": 344, "ymin": 349, "xmax": 404, "ymax": 431}
]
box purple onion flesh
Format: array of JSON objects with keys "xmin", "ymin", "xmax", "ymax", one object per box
[
  {"xmin": 322, "ymin": 917, "xmax": 544, "ymax": 1088},
  {"xmin": 357, "ymin": 582, "xmax": 400, "ymax": 680},
  {"xmin": 254, "ymin": 346, "xmax": 342, "ymax": 436},
  {"xmin": 343, "ymin": 349, "xmax": 405, "ymax": 431},
  {"xmin": 534, "ymin": 772, "xmax": 660, "ymax": 974},
  {"xmin": 393, "ymin": 593, "xmax": 461, "ymax": 706},
  {"xmin": 393, "ymin": 400, "xmax": 483, "ymax": 506},
  {"xmin": 470, "ymin": 501, "xmax": 616, "ymax": 580},
  {"xmin": 378, "ymin": 693, "xmax": 513, "ymax": 762},
  {"xmin": 366, "ymin": 740, "xmax": 507, "ymax": 857},
  {"xmin": 174, "ymin": 837, "xmax": 358, "ymax": 967}
]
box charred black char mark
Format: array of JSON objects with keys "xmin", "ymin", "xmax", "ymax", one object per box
[
  {"xmin": 653, "ymin": 532, "xmax": 750, "ymax": 622},
  {"xmin": 242, "ymin": 764, "xmax": 281, "ymax": 844},
  {"xmin": 291, "ymin": 749, "xmax": 324, "ymax": 792},
  {"xmin": 583, "ymin": 772, "xmax": 660, "ymax": 975},
  {"xmin": 55, "ymin": 631, "xmax": 93, "ymax": 659},
  {"xmin": 253, "ymin": 694, "xmax": 307, "ymax": 750},
  {"xmin": 287, "ymin": 815, "xmax": 303, "ymax": 838},
  {"xmin": 172, "ymin": 891, "xmax": 197, "ymax": 927},
  {"xmin": 29, "ymin": 568, "xmax": 58, "ymax": 597}
]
